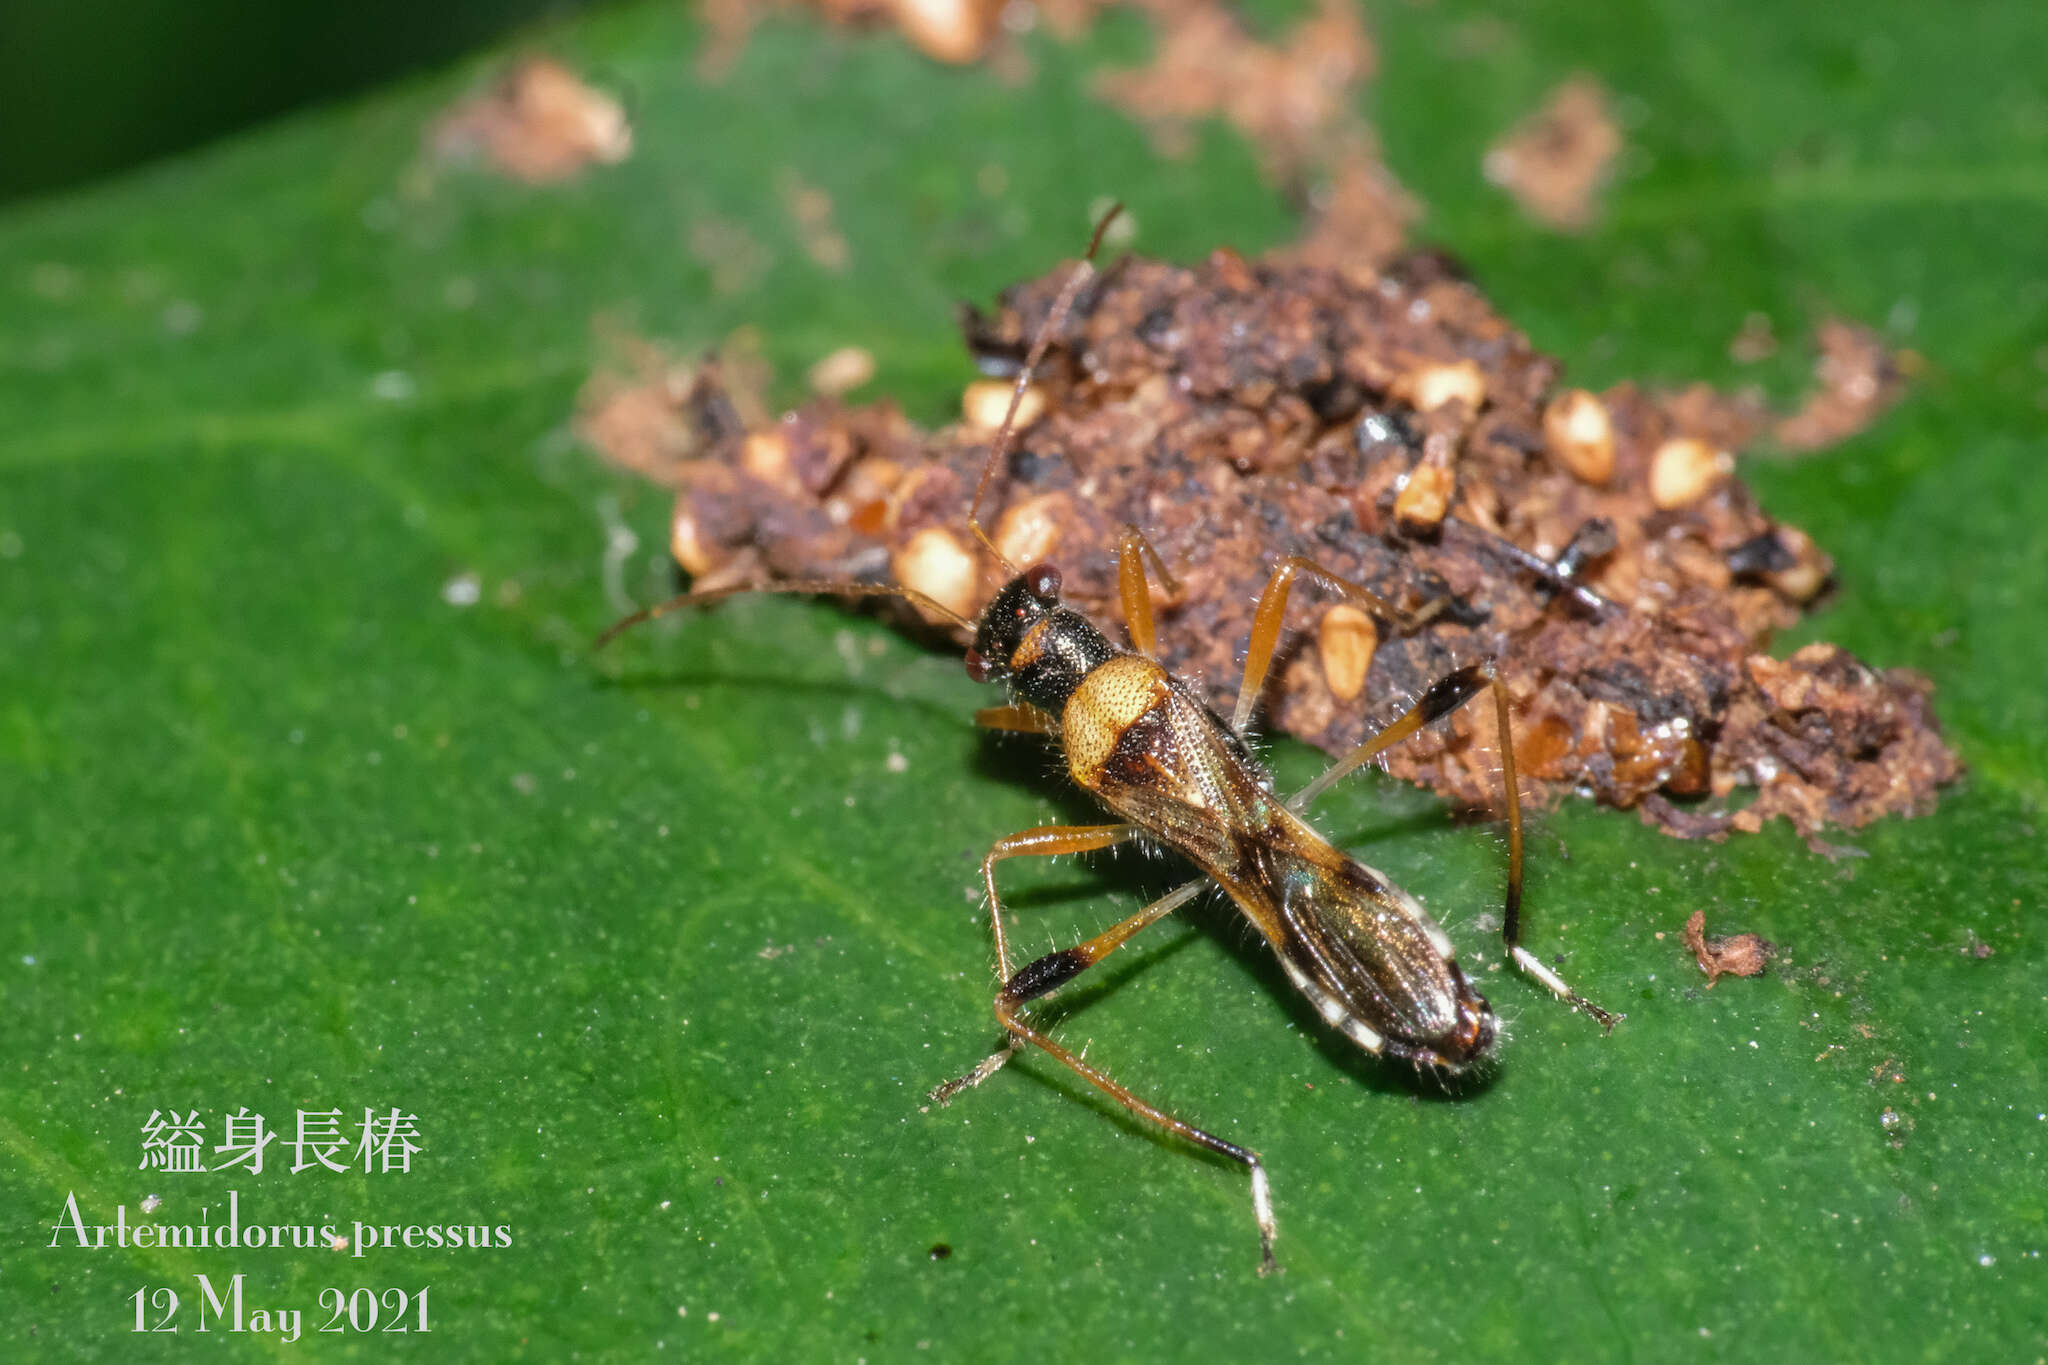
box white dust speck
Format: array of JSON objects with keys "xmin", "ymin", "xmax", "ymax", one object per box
[
  {"xmin": 442, "ymin": 573, "xmax": 483, "ymax": 607},
  {"xmin": 371, "ymin": 370, "xmax": 416, "ymax": 402},
  {"xmin": 1979, "ymin": 1253, "xmax": 1996, "ymax": 1267},
  {"xmin": 140, "ymin": 1193, "xmax": 162, "ymax": 1214},
  {"xmin": 161, "ymin": 300, "xmax": 203, "ymax": 335},
  {"xmin": 886, "ymin": 751, "xmax": 909, "ymax": 774}
]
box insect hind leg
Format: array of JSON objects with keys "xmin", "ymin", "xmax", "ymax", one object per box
[{"xmin": 1287, "ymin": 660, "xmax": 1621, "ymax": 1032}]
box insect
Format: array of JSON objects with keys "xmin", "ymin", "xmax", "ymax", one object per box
[{"xmin": 599, "ymin": 207, "xmax": 1618, "ymax": 1274}]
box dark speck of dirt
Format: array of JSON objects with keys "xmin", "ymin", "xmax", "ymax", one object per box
[
  {"xmin": 1683, "ymin": 909, "xmax": 1772, "ymax": 986},
  {"xmin": 928, "ymin": 1242, "xmax": 953, "ymax": 1261}
]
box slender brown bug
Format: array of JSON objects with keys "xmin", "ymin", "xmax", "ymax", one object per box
[{"xmin": 600, "ymin": 207, "xmax": 1618, "ymax": 1274}]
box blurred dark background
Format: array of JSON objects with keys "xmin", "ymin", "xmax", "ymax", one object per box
[{"xmin": 0, "ymin": 0, "xmax": 604, "ymax": 207}]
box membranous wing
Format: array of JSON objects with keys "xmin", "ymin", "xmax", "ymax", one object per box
[{"xmin": 1253, "ymin": 829, "xmax": 1487, "ymax": 1064}]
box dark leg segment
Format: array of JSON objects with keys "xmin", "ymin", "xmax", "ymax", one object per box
[{"xmin": 928, "ymin": 824, "xmax": 1148, "ymax": 1111}]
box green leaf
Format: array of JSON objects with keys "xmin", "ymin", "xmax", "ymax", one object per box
[{"xmin": 3, "ymin": 2, "xmax": 2044, "ymax": 1359}]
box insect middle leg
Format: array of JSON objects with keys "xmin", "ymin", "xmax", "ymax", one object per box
[
  {"xmin": 933, "ymin": 876, "xmax": 1281, "ymax": 1275},
  {"xmin": 972, "ymin": 824, "xmax": 1142, "ymax": 980},
  {"xmin": 929, "ymin": 825, "xmax": 1142, "ymax": 1101},
  {"xmin": 1288, "ymin": 659, "xmax": 1620, "ymax": 1030}
]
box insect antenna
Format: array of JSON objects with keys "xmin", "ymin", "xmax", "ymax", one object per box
[
  {"xmin": 595, "ymin": 578, "xmax": 974, "ymax": 651},
  {"xmin": 966, "ymin": 201, "xmax": 1126, "ymax": 573},
  {"xmin": 602, "ymin": 205, "xmax": 1129, "ymax": 654}
]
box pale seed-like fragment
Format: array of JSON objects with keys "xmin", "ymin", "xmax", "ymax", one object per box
[
  {"xmin": 1542, "ymin": 388, "xmax": 1615, "ymax": 485},
  {"xmin": 1401, "ymin": 360, "xmax": 1488, "ymax": 413},
  {"xmin": 742, "ymin": 429, "xmax": 792, "ymax": 487},
  {"xmin": 886, "ymin": 0, "xmax": 995, "ymax": 65},
  {"xmin": 1394, "ymin": 462, "xmax": 1454, "ymax": 531},
  {"xmin": 670, "ymin": 500, "xmax": 721, "ymax": 577},
  {"xmin": 1318, "ymin": 605, "xmax": 1379, "ymax": 702},
  {"xmin": 806, "ymin": 346, "xmax": 875, "ymax": 396},
  {"xmin": 1767, "ymin": 525, "xmax": 1830, "ymax": 603},
  {"xmin": 893, "ymin": 526, "xmax": 979, "ymax": 623},
  {"xmin": 994, "ymin": 492, "xmax": 1069, "ymax": 569},
  {"xmin": 1649, "ymin": 437, "xmax": 1732, "ymax": 509},
  {"xmin": 962, "ymin": 378, "xmax": 1046, "ymax": 433}
]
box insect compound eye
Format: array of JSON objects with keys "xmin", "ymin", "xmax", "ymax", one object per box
[
  {"xmin": 963, "ymin": 647, "xmax": 995, "ymax": 684},
  {"xmin": 1024, "ymin": 563, "xmax": 1062, "ymax": 601}
]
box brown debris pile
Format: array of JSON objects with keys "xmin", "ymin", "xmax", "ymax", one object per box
[
  {"xmin": 1096, "ymin": 0, "xmax": 1417, "ymax": 270},
  {"xmin": 1483, "ymin": 77, "xmax": 1622, "ymax": 232},
  {"xmin": 586, "ymin": 251, "xmax": 1956, "ymax": 840},
  {"xmin": 1682, "ymin": 910, "xmax": 1772, "ymax": 986},
  {"xmin": 577, "ymin": 331, "xmax": 773, "ymax": 488},
  {"xmin": 1648, "ymin": 316, "xmax": 1910, "ymax": 461},
  {"xmin": 699, "ymin": 0, "xmax": 1416, "ymax": 269},
  {"xmin": 1097, "ymin": 0, "xmax": 1374, "ymax": 187},
  {"xmin": 431, "ymin": 58, "xmax": 632, "ymax": 184},
  {"xmin": 1773, "ymin": 320, "xmax": 1909, "ymax": 452}
]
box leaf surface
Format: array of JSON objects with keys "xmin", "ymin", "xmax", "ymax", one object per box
[{"xmin": 2, "ymin": 2, "xmax": 2043, "ymax": 1359}]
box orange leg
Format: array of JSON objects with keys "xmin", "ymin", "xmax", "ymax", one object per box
[
  {"xmin": 975, "ymin": 703, "xmax": 1060, "ymax": 734},
  {"xmin": 927, "ymin": 878, "xmax": 1282, "ymax": 1275},
  {"xmin": 1114, "ymin": 525, "xmax": 1182, "ymax": 656},
  {"xmin": 1287, "ymin": 660, "xmax": 1618, "ymax": 1031},
  {"xmin": 978, "ymin": 824, "xmax": 1141, "ymax": 980},
  {"xmin": 1232, "ymin": 557, "xmax": 1439, "ymax": 734}
]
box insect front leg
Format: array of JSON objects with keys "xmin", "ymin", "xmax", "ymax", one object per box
[
  {"xmin": 1113, "ymin": 525, "xmax": 1182, "ymax": 656},
  {"xmin": 1287, "ymin": 660, "xmax": 1620, "ymax": 1031},
  {"xmin": 1232, "ymin": 556, "xmax": 1441, "ymax": 734},
  {"xmin": 974, "ymin": 702, "xmax": 1060, "ymax": 734},
  {"xmin": 937, "ymin": 877, "xmax": 1282, "ymax": 1276}
]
